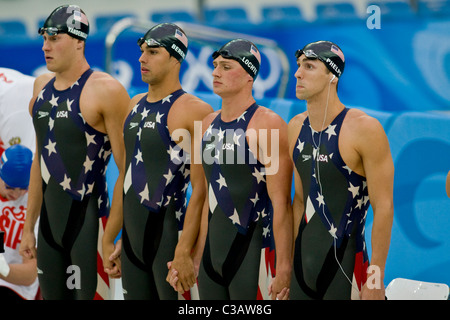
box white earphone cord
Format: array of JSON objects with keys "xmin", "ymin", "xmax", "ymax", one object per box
[{"xmin": 309, "ymin": 78, "xmax": 360, "ymax": 294}]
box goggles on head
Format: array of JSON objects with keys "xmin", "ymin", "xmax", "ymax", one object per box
[
  {"xmin": 137, "ymin": 37, "xmax": 163, "ymax": 48},
  {"xmin": 295, "ymin": 49, "xmax": 325, "ymax": 63},
  {"xmin": 212, "ymin": 50, "xmax": 240, "ymax": 62},
  {"xmin": 38, "ymin": 27, "xmax": 65, "ymax": 36}
]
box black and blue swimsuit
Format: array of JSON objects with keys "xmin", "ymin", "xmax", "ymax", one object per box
[
  {"xmin": 291, "ymin": 108, "xmax": 370, "ymax": 300},
  {"xmin": 32, "ymin": 69, "xmax": 111, "ymax": 299},
  {"xmin": 199, "ymin": 103, "xmax": 274, "ymax": 299},
  {"xmin": 121, "ymin": 89, "xmax": 190, "ymax": 299}
]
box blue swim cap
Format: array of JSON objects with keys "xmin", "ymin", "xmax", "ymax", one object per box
[{"xmin": 0, "ymin": 145, "xmax": 33, "ymax": 189}]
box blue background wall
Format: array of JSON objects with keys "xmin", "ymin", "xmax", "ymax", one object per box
[{"xmin": 2, "ymin": 1, "xmax": 450, "ymax": 289}]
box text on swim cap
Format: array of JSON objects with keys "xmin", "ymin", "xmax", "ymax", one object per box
[
  {"xmin": 68, "ymin": 27, "xmax": 87, "ymax": 39},
  {"xmin": 241, "ymin": 57, "xmax": 258, "ymax": 76},
  {"xmin": 171, "ymin": 43, "xmax": 186, "ymax": 60},
  {"xmin": 326, "ymin": 58, "xmax": 342, "ymax": 77}
]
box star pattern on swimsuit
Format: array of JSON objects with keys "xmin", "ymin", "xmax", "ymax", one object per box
[
  {"xmin": 217, "ymin": 127, "xmax": 225, "ymax": 141},
  {"xmin": 49, "ymin": 94, "xmax": 59, "ymax": 108},
  {"xmin": 163, "ymin": 169, "xmax": 174, "ymax": 186},
  {"xmin": 252, "ymin": 167, "xmax": 266, "ymax": 184},
  {"xmin": 83, "ymin": 155, "xmax": 95, "ymax": 173},
  {"xmin": 139, "ymin": 184, "xmax": 150, "ymax": 203},
  {"xmin": 216, "ymin": 173, "xmax": 227, "ymax": 190},
  {"xmin": 237, "ymin": 111, "xmax": 247, "ymax": 122},
  {"xmin": 233, "ymin": 132, "xmax": 242, "ymax": 146},
  {"xmin": 294, "ymin": 111, "xmax": 371, "ymax": 244},
  {"xmin": 205, "ymin": 104, "xmax": 273, "ymax": 244},
  {"xmin": 167, "ymin": 145, "xmax": 181, "ymax": 162},
  {"xmin": 230, "ymin": 209, "xmax": 241, "ymax": 225},
  {"xmin": 126, "ymin": 90, "xmax": 189, "ymax": 222},
  {"xmin": 135, "ymin": 149, "xmax": 143, "ymax": 165},
  {"xmin": 156, "ymin": 112, "xmax": 164, "ymax": 123},
  {"xmin": 348, "ymin": 182, "xmax": 359, "ymax": 198},
  {"xmin": 162, "ymin": 94, "xmax": 173, "ymax": 104},
  {"xmin": 250, "ymin": 192, "xmax": 259, "ymax": 206},
  {"xmin": 140, "ymin": 107, "xmax": 150, "ymax": 120},
  {"xmin": 325, "ymin": 124, "xmax": 337, "ymax": 140},
  {"xmin": 45, "ymin": 139, "xmax": 57, "ymax": 156},
  {"xmin": 39, "ymin": 86, "xmax": 111, "ymax": 205}
]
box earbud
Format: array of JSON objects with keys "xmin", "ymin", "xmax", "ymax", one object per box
[{"xmin": 330, "ymin": 75, "xmax": 336, "ymax": 83}]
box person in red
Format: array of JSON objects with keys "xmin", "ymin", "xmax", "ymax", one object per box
[{"xmin": 0, "ymin": 144, "xmax": 39, "ymax": 300}]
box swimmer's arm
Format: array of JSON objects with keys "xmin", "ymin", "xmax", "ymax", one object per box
[
  {"xmin": 97, "ymin": 77, "xmax": 130, "ymax": 278},
  {"xmin": 169, "ymin": 162, "xmax": 206, "ymax": 293},
  {"xmin": 357, "ymin": 117, "xmax": 394, "ymax": 299},
  {"xmin": 167, "ymin": 103, "xmax": 213, "ymax": 293},
  {"xmin": 261, "ymin": 112, "xmax": 293, "ymax": 299},
  {"xmin": 20, "ymin": 75, "xmax": 53, "ymax": 260},
  {"xmin": 287, "ymin": 114, "xmax": 306, "ymax": 242},
  {"xmin": 20, "ymin": 146, "xmax": 42, "ymax": 260}
]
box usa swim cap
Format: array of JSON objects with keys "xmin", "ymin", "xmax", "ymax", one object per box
[
  {"xmin": 138, "ymin": 23, "xmax": 188, "ymax": 63},
  {"xmin": 0, "ymin": 144, "xmax": 33, "ymax": 189},
  {"xmin": 212, "ymin": 39, "xmax": 261, "ymax": 79},
  {"xmin": 296, "ymin": 41, "xmax": 345, "ymax": 78},
  {"xmin": 38, "ymin": 5, "xmax": 89, "ymax": 41}
]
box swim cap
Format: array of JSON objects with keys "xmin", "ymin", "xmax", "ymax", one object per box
[
  {"xmin": 0, "ymin": 145, "xmax": 33, "ymax": 189},
  {"xmin": 138, "ymin": 23, "xmax": 188, "ymax": 63},
  {"xmin": 38, "ymin": 5, "xmax": 89, "ymax": 41},
  {"xmin": 212, "ymin": 39, "xmax": 261, "ymax": 79},
  {"xmin": 296, "ymin": 41, "xmax": 345, "ymax": 77}
]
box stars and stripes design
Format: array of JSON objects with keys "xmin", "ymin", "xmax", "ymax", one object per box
[
  {"xmin": 94, "ymin": 216, "xmax": 110, "ymax": 300},
  {"xmin": 123, "ymin": 89, "xmax": 189, "ymax": 229},
  {"xmin": 293, "ymin": 108, "xmax": 370, "ymax": 295},
  {"xmin": 331, "ymin": 44, "xmax": 345, "ymax": 63},
  {"xmin": 35, "ymin": 69, "xmax": 111, "ymax": 218},
  {"xmin": 202, "ymin": 103, "xmax": 275, "ymax": 298},
  {"xmin": 71, "ymin": 5, "xmax": 89, "ymax": 27},
  {"xmin": 174, "ymin": 29, "xmax": 188, "ymax": 48},
  {"xmin": 32, "ymin": 69, "xmax": 113, "ymax": 299},
  {"xmin": 202, "ymin": 103, "xmax": 273, "ymax": 242}
]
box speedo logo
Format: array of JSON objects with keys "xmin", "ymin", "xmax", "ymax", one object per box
[
  {"xmin": 128, "ymin": 121, "xmax": 156, "ymax": 129},
  {"xmin": 38, "ymin": 111, "xmax": 49, "ymax": 119}
]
